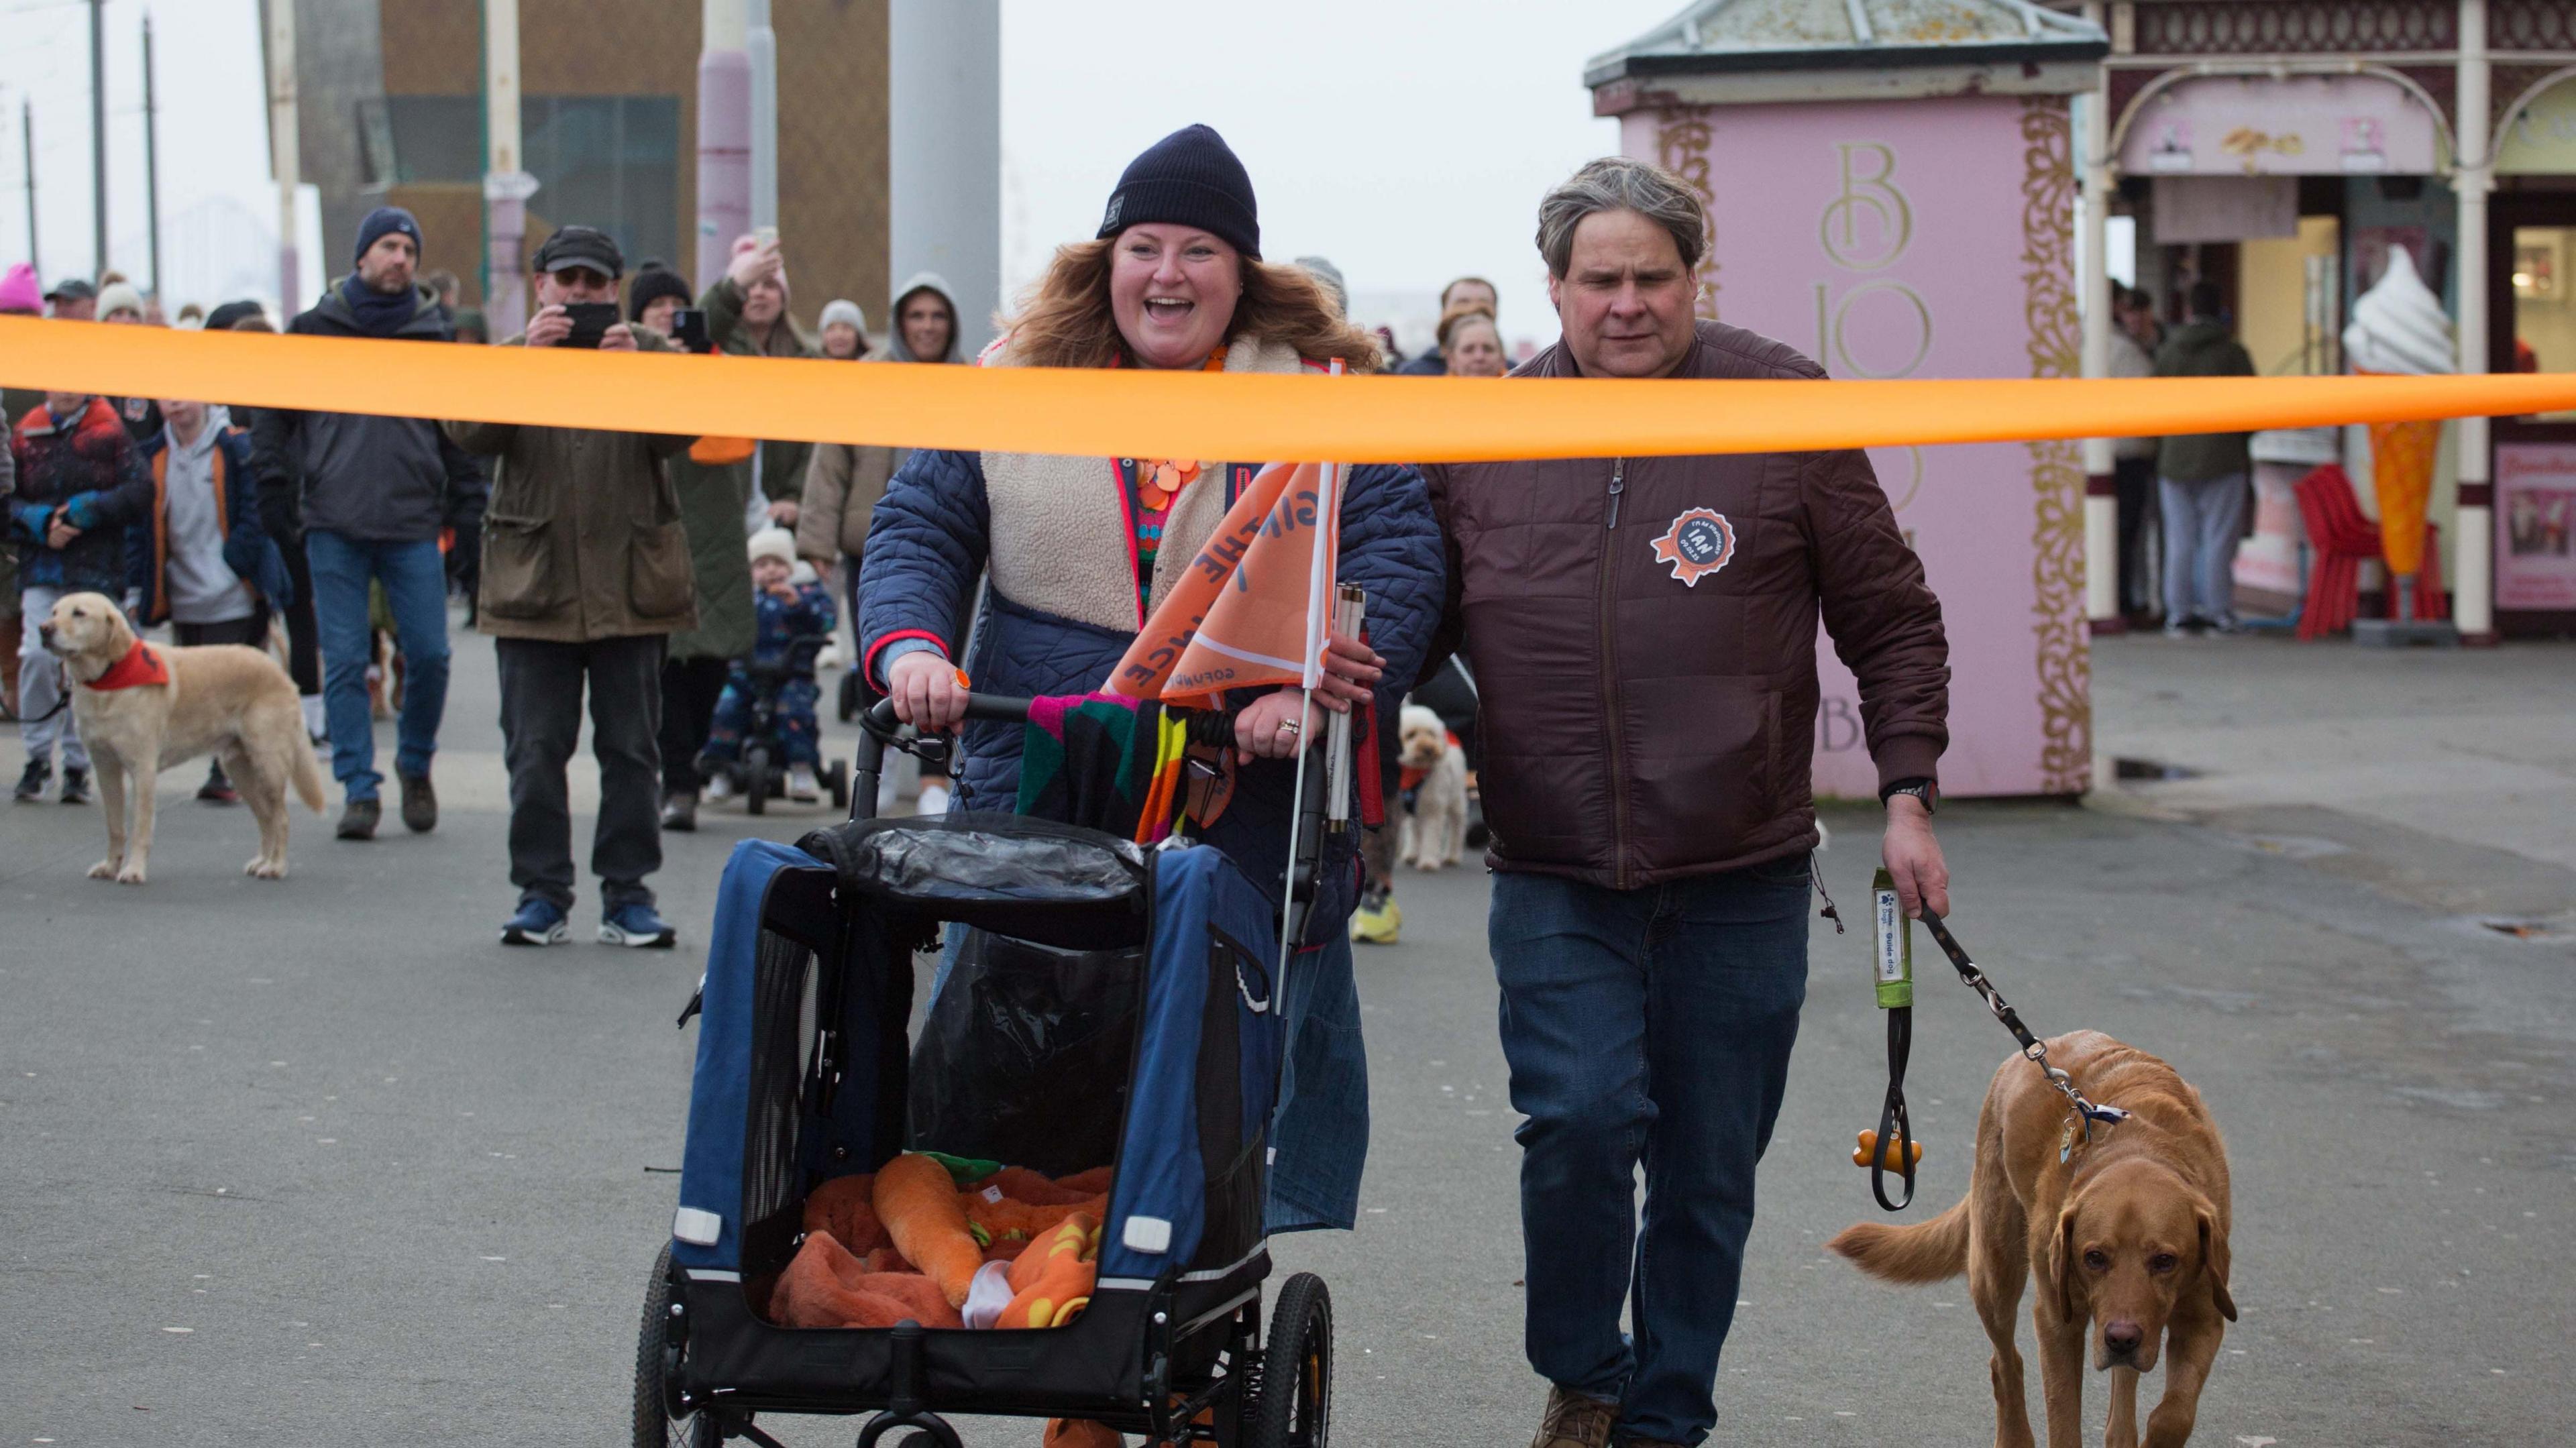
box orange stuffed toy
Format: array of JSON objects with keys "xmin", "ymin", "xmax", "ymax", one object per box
[
  {"xmin": 872, "ymin": 1152, "xmax": 988, "ymax": 1308},
  {"xmin": 800, "ymin": 1173, "xmax": 890, "ymax": 1256}
]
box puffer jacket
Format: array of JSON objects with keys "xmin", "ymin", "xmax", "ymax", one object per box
[
  {"xmin": 1419, "ymin": 320, "xmax": 1949, "ymax": 889},
  {"xmin": 7, "ymin": 396, "xmax": 152, "ymax": 594},
  {"xmin": 2152, "ymin": 319, "xmax": 2257, "ymax": 483},
  {"xmin": 702, "ymin": 276, "xmax": 816, "ymax": 508},
  {"xmin": 446, "ymin": 331, "xmax": 704, "ymax": 643},
  {"xmin": 859, "ymin": 340, "xmax": 1446, "ymax": 905}
]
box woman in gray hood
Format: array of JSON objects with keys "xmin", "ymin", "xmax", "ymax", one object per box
[{"xmin": 797, "ymin": 273, "xmax": 965, "ymax": 805}]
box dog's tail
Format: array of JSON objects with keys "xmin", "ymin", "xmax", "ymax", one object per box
[
  {"xmin": 291, "ymin": 736, "xmax": 327, "ymax": 814},
  {"xmin": 1824, "ymin": 1194, "xmax": 1972, "ymax": 1284}
]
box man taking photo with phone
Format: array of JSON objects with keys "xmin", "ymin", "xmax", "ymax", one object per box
[
  {"xmin": 447, "ymin": 225, "xmax": 705, "ymax": 950},
  {"xmin": 253, "ymin": 205, "xmax": 486, "ymax": 841}
]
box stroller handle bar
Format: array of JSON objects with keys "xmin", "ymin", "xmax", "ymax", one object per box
[{"xmin": 849, "ymin": 692, "xmax": 1036, "ymax": 821}]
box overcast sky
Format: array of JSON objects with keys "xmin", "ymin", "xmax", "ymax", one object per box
[{"xmin": 1, "ymin": 0, "xmax": 1680, "ymax": 344}]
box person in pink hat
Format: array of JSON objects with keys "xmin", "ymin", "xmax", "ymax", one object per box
[{"xmin": 0, "ymin": 260, "xmax": 41, "ymax": 720}]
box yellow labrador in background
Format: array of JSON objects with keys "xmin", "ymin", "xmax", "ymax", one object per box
[
  {"xmin": 1827, "ymin": 1032, "xmax": 2236, "ymax": 1448},
  {"xmin": 40, "ymin": 592, "xmax": 325, "ymax": 883}
]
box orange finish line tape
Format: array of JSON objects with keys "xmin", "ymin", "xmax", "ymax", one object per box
[{"xmin": 7, "ymin": 316, "xmax": 2575, "ymax": 464}]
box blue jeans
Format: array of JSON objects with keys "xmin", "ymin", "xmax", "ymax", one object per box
[
  {"xmin": 305, "ymin": 531, "xmax": 451, "ymax": 801},
  {"xmin": 2157, "ymin": 472, "xmax": 2248, "ymax": 624},
  {"xmin": 1493, "ymin": 856, "xmax": 1811, "ymax": 1447}
]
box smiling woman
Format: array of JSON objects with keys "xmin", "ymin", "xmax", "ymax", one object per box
[{"xmin": 854, "ymin": 123, "xmax": 1446, "ymax": 1251}]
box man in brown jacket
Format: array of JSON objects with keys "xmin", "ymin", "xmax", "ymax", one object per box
[
  {"xmin": 446, "ymin": 226, "xmax": 700, "ymax": 950},
  {"xmin": 1419, "ymin": 158, "xmax": 1953, "ymax": 1448}
]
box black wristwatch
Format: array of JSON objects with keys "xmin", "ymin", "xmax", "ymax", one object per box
[{"xmin": 1881, "ymin": 777, "xmax": 1938, "ymax": 814}]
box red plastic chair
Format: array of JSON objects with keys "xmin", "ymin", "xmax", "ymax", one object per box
[{"xmin": 2291, "ymin": 463, "xmax": 2447, "ymax": 639}]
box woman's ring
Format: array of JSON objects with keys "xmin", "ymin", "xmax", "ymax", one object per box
[{"xmin": 1276, "ymin": 719, "xmax": 1301, "ymax": 736}]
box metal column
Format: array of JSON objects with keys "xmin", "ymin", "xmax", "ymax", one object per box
[
  {"xmin": 696, "ymin": 0, "xmax": 751, "ymax": 288},
  {"xmin": 2079, "ymin": 1, "xmax": 2122, "ymax": 632},
  {"xmin": 2453, "ymin": 0, "xmax": 2498, "ymax": 643},
  {"xmin": 889, "ymin": 0, "xmax": 1001, "ymax": 357}
]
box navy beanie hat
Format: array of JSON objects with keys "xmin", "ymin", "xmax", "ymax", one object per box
[
  {"xmin": 627, "ymin": 267, "xmax": 694, "ymax": 323},
  {"xmin": 1095, "ymin": 124, "xmax": 1260, "ymax": 260},
  {"xmin": 354, "ymin": 206, "xmax": 424, "ymax": 266}
]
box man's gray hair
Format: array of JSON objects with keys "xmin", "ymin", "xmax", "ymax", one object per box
[{"xmin": 1536, "ymin": 157, "xmax": 1706, "ymax": 279}]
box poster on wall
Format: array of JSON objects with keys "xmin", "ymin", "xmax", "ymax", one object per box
[
  {"xmin": 2497, "ymin": 443, "xmax": 2576, "ymax": 610},
  {"xmin": 1629, "ymin": 93, "xmax": 2088, "ymax": 798}
]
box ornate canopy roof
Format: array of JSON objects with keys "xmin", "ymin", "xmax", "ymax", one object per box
[{"xmin": 1586, "ymin": 0, "xmax": 2108, "ymax": 107}]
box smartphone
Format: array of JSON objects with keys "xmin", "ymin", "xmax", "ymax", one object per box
[
  {"xmin": 672, "ymin": 308, "xmax": 714, "ymax": 355},
  {"xmin": 561, "ymin": 302, "xmax": 620, "ymax": 349},
  {"xmin": 755, "ymin": 225, "xmax": 779, "ymax": 249}
]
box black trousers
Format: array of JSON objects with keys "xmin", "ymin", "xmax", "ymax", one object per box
[
  {"xmin": 172, "ymin": 606, "xmax": 271, "ymax": 650},
  {"xmin": 495, "ymin": 633, "xmax": 666, "ymax": 911},
  {"xmin": 2114, "ymin": 455, "xmax": 2157, "ymax": 617},
  {"xmin": 659, "ymin": 655, "xmax": 733, "ymax": 795},
  {"xmin": 278, "ymin": 541, "xmax": 321, "ymax": 695}
]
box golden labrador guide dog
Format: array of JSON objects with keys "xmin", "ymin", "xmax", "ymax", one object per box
[
  {"xmin": 40, "ymin": 592, "xmax": 325, "ymax": 883},
  {"xmin": 1827, "ymin": 1031, "xmax": 2236, "ymax": 1448}
]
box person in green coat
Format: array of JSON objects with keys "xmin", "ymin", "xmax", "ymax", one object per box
[
  {"xmin": 628, "ymin": 265, "xmax": 757, "ymax": 831},
  {"xmin": 701, "ymin": 235, "xmax": 816, "ymax": 535}
]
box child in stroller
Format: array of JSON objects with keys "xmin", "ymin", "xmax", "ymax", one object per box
[{"xmin": 696, "ymin": 528, "xmax": 850, "ymax": 814}]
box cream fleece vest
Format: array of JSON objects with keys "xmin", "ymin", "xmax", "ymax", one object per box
[{"xmin": 980, "ymin": 333, "xmax": 1310, "ymax": 632}]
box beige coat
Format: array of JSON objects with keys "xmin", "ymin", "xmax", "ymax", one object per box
[
  {"xmin": 448, "ymin": 334, "xmax": 702, "ymax": 643},
  {"xmin": 796, "ymin": 440, "xmax": 896, "ymax": 561}
]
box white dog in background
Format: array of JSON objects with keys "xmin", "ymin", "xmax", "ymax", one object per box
[{"xmin": 1396, "ymin": 704, "xmax": 1468, "ymax": 871}]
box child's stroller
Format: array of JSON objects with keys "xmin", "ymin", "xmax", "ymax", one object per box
[
  {"xmin": 637, "ymin": 693, "xmax": 1333, "ymax": 1447},
  {"xmin": 698, "ymin": 635, "xmax": 853, "ymax": 816}
]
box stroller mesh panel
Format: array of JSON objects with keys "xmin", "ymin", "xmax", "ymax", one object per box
[{"xmin": 743, "ymin": 926, "xmax": 818, "ymax": 1284}]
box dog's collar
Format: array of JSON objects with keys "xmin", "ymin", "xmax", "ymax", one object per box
[{"xmin": 83, "ymin": 640, "xmax": 170, "ymax": 691}]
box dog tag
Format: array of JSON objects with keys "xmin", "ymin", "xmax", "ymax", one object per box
[{"xmin": 1872, "ymin": 867, "xmax": 1913, "ymax": 1009}]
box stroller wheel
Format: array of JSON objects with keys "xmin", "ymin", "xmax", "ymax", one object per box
[
  {"xmin": 1248, "ymin": 1272, "xmax": 1332, "ymax": 1448},
  {"xmin": 826, "ymin": 760, "xmax": 851, "ymax": 811},
  {"xmin": 633, "ymin": 1243, "xmax": 718, "ymax": 1447}
]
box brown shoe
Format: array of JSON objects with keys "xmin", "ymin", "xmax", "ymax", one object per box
[
  {"xmin": 398, "ymin": 771, "xmax": 437, "ymax": 833},
  {"xmin": 337, "ymin": 797, "xmax": 380, "ymax": 840},
  {"xmin": 1530, "ymin": 1386, "xmax": 1619, "ymax": 1448}
]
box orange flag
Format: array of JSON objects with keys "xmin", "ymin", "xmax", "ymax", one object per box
[{"xmin": 1106, "ymin": 461, "xmax": 1341, "ymax": 709}]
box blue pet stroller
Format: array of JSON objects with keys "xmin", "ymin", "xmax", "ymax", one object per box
[{"xmin": 637, "ymin": 695, "xmax": 1333, "ymax": 1448}]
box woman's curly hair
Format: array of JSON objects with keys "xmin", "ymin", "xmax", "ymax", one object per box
[{"xmin": 1001, "ymin": 237, "xmax": 1384, "ymax": 374}]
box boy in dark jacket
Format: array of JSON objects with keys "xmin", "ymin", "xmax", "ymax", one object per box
[
  {"xmin": 127, "ymin": 400, "xmax": 294, "ymax": 801},
  {"xmin": 700, "ymin": 528, "xmax": 835, "ymax": 804},
  {"xmin": 8, "ymin": 393, "xmax": 152, "ymax": 801}
]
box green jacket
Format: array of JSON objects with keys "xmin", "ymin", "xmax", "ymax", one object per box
[
  {"xmin": 702, "ymin": 276, "xmax": 816, "ymax": 508},
  {"xmin": 448, "ymin": 331, "xmax": 704, "ymax": 643},
  {"xmin": 2153, "ymin": 319, "xmax": 2257, "ymax": 483},
  {"xmin": 663, "ymin": 449, "xmax": 756, "ymax": 661}
]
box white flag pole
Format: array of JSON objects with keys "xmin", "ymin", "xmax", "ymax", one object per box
[{"xmin": 1277, "ymin": 362, "xmax": 1348, "ymax": 971}]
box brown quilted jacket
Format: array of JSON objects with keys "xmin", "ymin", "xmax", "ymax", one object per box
[{"xmin": 1420, "ymin": 320, "xmax": 1949, "ymax": 889}]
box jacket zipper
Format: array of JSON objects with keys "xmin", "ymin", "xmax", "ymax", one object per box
[{"xmin": 1599, "ymin": 458, "xmax": 1633, "ymax": 889}]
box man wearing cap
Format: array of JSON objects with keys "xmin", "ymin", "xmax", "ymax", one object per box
[
  {"xmin": 445, "ymin": 225, "xmax": 703, "ymax": 950},
  {"xmin": 252, "ymin": 205, "xmax": 486, "ymax": 841},
  {"xmin": 44, "ymin": 277, "xmax": 98, "ymax": 321}
]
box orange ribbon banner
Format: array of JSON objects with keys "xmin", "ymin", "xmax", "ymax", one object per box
[{"xmin": 6, "ymin": 316, "xmax": 2576, "ymax": 464}]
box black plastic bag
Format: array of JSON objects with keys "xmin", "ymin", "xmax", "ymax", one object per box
[{"xmin": 906, "ymin": 928, "xmax": 1143, "ymax": 1176}]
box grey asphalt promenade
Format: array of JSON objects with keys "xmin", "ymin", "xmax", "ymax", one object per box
[{"xmin": 4, "ymin": 620, "xmax": 2571, "ymax": 1445}]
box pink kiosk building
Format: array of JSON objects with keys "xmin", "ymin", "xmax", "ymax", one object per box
[{"xmin": 1587, "ymin": 0, "xmax": 2110, "ymax": 797}]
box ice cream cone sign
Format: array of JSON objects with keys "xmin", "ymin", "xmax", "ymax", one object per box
[{"xmin": 2344, "ymin": 247, "xmax": 2455, "ymax": 582}]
